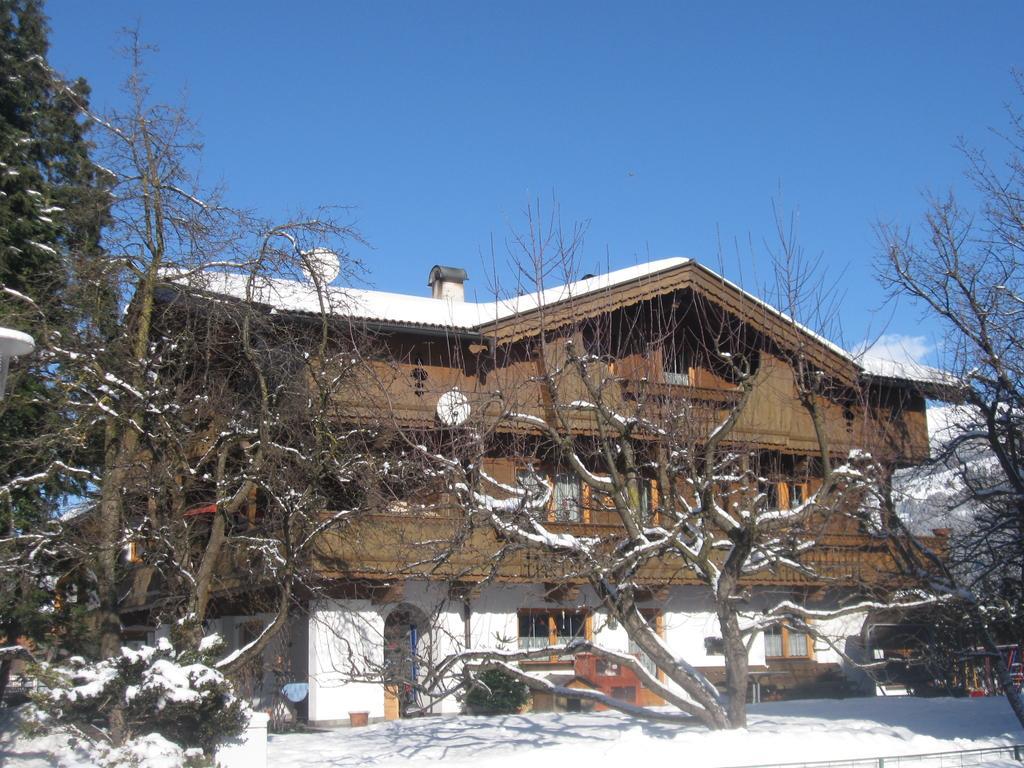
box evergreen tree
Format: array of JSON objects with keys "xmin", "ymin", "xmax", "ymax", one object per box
[{"xmin": 0, "ymin": 0, "xmax": 108, "ymax": 703}]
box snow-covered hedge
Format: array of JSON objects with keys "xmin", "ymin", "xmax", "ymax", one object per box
[{"xmin": 25, "ymin": 635, "xmax": 248, "ymax": 767}]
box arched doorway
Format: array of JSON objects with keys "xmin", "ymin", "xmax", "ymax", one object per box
[{"xmin": 383, "ymin": 603, "xmax": 430, "ymax": 719}]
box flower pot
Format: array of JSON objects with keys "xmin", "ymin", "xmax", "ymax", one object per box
[{"xmin": 349, "ymin": 711, "xmax": 370, "ymax": 727}]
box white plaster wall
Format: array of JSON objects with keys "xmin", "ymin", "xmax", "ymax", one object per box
[
  {"xmin": 662, "ymin": 589, "xmax": 726, "ymax": 669},
  {"xmin": 308, "ymin": 598, "xmax": 385, "ymax": 722},
  {"xmin": 307, "ymin": 583, "xmax": 473, "ymax": 721},
  {"xmin": 469, "ymin": 583, "xmax": 544, "ymax": 651},
  {"xmin": 465, "ymin": 583, "xmax": 729, "ymax": 670},
  {"xmin": 813, "ymin": 612, "xmax": 865, "ymax": 663},
  {"xmin": 303, "ymin": 582, "xmax": 874, "ymax": 722},
  {"xmin": 748, "ymin": 630, "xmax": 767, "ymax": 668},
  {"xmin": 401, "ymin": 581, "xmax": 467, "ymax": 714},
  {"xmin": 743, "ymin": 588, "xmax": 875, "ymax": 695},
  {"xmin": 814, "ymin": 610, "xmax": 873, "ymax": 694},
  {"xmin": 590, "ymin": 611, "xmax": 630, "ymax": 651}
]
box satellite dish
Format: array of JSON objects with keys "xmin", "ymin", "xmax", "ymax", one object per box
[
  {"xmin": 0, "ymin": 327, "xmax": 35, "ymax": 400},
  {"xmin": 300, "ymin": 248, "xmax": 341, "ymax": 285},
  {"xmin": 436, "ymin": 388, "xmax": 471, "ymax": 427}
]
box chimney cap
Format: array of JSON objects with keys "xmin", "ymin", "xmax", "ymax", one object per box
[{"xmin": 427, "ymin": 265, "xmax": 468, "ymax": 286}]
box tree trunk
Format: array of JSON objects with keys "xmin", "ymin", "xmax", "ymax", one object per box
[
  {"xmin": 716, "ymin": 581, "xmax": 749, "ymax": 728},
  {"xmin": 95, "ymin": 420, "xmax": 135, "ymax": 660},
  {"xmin": 592, "ymin": 580, "xmax": 731, "ymax": 729},
  {"xmin": 190, "ymin": 507, "xmax": 227, "ymax": 629}
]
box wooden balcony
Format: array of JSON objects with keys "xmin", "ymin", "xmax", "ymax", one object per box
[
  {"xmin": 620, "ymin": 379, "xmax": 744, "ymax": 406},
  {"xmin": 313, "ymin": 512, "xmax": 916, "ymax": 588}
]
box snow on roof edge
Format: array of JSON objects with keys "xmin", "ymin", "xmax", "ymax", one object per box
[
  {"xmin": 857, "ymin": 356, "xmax": 960, "ymax": 389},
  {"xmin": 166, "ymin": 259, "xmax": 951, "ymax": 389},
  {"xmin": 165, "ymin": 258, "xmax": 692, "ymax": 331}
]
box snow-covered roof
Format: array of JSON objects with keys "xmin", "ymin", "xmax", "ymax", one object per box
[
  {"xmin": 174, "ymin": 258, "xmax": 951, "ymax": 390},
  {"xmin": 178, "ymin": 258, "xmax": 693, "ymax": 331},
  {"xmin": 857, "ymin": 356, "xmax": 960, "ymax": 390}
]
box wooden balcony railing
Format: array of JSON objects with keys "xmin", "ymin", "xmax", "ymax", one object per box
[
  {"xmin": 620, "ymin": 379, "xmax": 744, "ymax": 406},
  {"xmin": 312, "ymin": 512, "xmax": 916, "ymax": 588}
]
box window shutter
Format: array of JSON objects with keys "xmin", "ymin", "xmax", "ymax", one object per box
[{"xmin": 778, "ymin": 482, "xmax": 790, "ymax": 510}]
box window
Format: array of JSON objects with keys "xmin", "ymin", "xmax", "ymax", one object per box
[
  {"xmin": 553, "ymin": 610, "xmax": 587, "ymax": 644},
  {"xmin": 786, "ymin": 482, "xmax": 806, "ymax": 509},
  {"xmin": 517, "ymin": 469, "xmax": 586, "ymax": 523},
  {"xmin": 516, "ymin": 469, "xmax": 546, "ymax": 506},
  {"xmin": 637, "ymin": 479, "xmax": 660, "ymax": 525},
  {"xmin": 553, "ymin": 473, "xmax": 582, "ymax": 522},
  {"xmin": 704, "ymin": 636, "xmax": 725, "ymax": 655},
  {"xmin": 124, "ymin": 540, "xmax": 144, "ymax": 564},
  {"xmin": 767, "ymin": 481, "xmax": 809, "ymax": 510},
  {"xmin": 611, "ymin": 685, "xmax": 637, "ymax": 703},
  {"xmin": 518, "ymin": 612, "xmax": 552, "ymax": 651},
  {"xmin": 764, "ymin": 622, "xmax": 811, "ymax": 658},
  {"xmin": 518, "ymin": 609, "xmax": 589, "ymax": 660},
  {"xmin": 663, "ymin": 342, "xmax": 690, "ymax": 385}
]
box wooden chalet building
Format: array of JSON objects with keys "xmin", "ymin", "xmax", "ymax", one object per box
[{"xmin": 157, "ymin": 257, "xmax": 940, "ymax": 724}]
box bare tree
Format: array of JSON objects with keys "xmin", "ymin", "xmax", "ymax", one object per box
[
  {"xmin": 356, "ymin": 204, "xmax": 933, "ymax": 729},
  {"xmin": 0, "ymin": 33, "xmax": 383, "ymax": 738},
  {"xmin": 877, "ymin": 73, "xmax": 1024, "ymax": 729}
]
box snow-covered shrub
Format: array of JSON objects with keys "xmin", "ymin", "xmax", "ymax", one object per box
[
  {"xmin": 81, "ymin": 733, "xmax": 206, "ymax": 768},
  {"xmin": 464, "ymin": 669, "xmax": 530, "ymax": 715},
  {"xmin": 25, "ymin": 634, "xmax": 247, "ymax": 766}
]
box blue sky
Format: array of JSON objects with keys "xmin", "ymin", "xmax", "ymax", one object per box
[{"xmin": 45, "ymin": 1, "xmax": 1024, "ymax": 364}]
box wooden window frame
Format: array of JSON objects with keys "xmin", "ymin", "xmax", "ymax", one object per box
[
  {"xmin": 518, "ymin": 608, "xmax": 592, "ymax": 663},
  {"xmin": 551, "ymin": 471, "xmax": 585, "ymax": 524},
  {"xmin": 125, "ymin": 540, "xmax": 144, "ymax": 564},
  {"xmin": 764, "ymin": 621, "xmax": 814, "ymax": 660},
  {"xmin": 778, "ymin": 481, "xmax": 809, "ymax": 510},
  {"xmin": 517, "ymin": 467, "xmax": 593, "ymax": 524}
]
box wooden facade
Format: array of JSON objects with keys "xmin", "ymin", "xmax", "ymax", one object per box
[{"xmin": 300, "ymin": 259, "xmax": 937, "ymax": 592}]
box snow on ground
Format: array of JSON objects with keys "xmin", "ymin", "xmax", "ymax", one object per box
[
  {"xmin": 264, "ymin": 697, "xmax": 1023, "ymax": 768},
  {"xmin": 3, "ymin": 696, "xmax": 1022, "ymax": 768}
]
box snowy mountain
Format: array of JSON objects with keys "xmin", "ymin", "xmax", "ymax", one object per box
[{"xmin": 892, "ymin": 404, "xmax": 992, "ymax": 536}]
